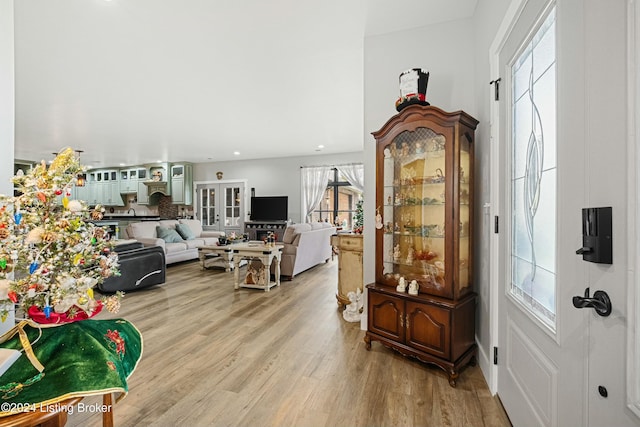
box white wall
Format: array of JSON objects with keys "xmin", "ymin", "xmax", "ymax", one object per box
[
  {"xmin": 192, "ymin": 151, "xmax": 363, "ymax": 223},
  {"xmin": 0, "ymin": 0, "xmax": 14, "ymax": 195}
]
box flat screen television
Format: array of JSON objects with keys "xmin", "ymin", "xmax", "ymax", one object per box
[{"xmin": 250, "ymin": 196, "xmax": 288, "ymax": 221}]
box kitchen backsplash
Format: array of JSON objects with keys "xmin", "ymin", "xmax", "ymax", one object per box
[
  {"xmin": 158, "ymin": 195, "xmax": 178, "ymax": 218},
  {"xmin": 111, "ymin": 194, "xmax": 193, "ymax": 218}
]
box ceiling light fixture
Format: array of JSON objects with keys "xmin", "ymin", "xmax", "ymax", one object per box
[
  {"xmin": 233, "ymin": 151, "xmax": 240, "ymax": 156},
  {"xmin": 75, "ymin": 150, "xmax": 87, "ymax": 187}
]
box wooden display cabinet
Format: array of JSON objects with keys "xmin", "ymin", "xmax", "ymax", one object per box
[{"xmin": 364, "ymin": 105, "xmax": 479, "ymax": 386}]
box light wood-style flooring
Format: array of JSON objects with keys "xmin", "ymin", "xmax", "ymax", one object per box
[{"xmin": 68, "ymin": 258, "xmax": 511, "ymax": 427}]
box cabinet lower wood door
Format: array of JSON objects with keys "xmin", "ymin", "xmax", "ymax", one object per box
[
  {"xmin": 405, "ymin": 301, "xmax": 450, "ymax": 359},
  {"xmin": 368, "ymin": 291, "xmax": 405, "ymax": 342},
  {"xmin": 365, "ymin": 285, "xmax": 477, "ymax": 387}
]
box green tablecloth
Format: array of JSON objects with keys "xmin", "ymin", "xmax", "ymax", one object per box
[{"xmin": 0, "ymin": 318, "xmax": 142, "ymax": 416}]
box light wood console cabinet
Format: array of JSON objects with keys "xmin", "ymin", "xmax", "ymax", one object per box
[
  {"xmin": 364, "ymin": 105, "xmax": 478, "ymax": 387},
  {"xmin": 331, "ymin": 233, "xmax": 363, "ymax": 308}
]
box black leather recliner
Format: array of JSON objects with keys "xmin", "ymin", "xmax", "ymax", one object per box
[{"xmin": 99, "ymin": 242, "xmax": 166, "ymax": 293}]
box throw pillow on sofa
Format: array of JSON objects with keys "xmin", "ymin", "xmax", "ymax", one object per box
[
  {"xmin": 175, "ymin": 223, "xmax": 196, "ymax": 240},
  {"xmin": 156, "ymin": 226, "xmax": 184, "ymax": 243}
]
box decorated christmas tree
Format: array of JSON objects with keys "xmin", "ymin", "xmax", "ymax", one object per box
[
  {"xmin": 0, "ymin": 148, "xmax": 122, "ymax": 323},
  {"xmin": 353, "ymin": 199, "xmax": 363, "ymax": 234}
]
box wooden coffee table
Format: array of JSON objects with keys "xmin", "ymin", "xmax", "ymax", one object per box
[
  {"xmin": 198, "ymin": 245, "xmax": 237, "ymax": 271},
  {"xmin": 230, "ymin": 242, "xmax": 283, "ymax": 291}
]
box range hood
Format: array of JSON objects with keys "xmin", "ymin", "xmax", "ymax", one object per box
[{"xmin": 144, "ymin": 181, "xmax": 169, "ymax": 196}]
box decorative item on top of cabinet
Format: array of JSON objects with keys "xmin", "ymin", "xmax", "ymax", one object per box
[
  {"xmin": 364, "ymin": 104, "xmax": 479, "ymax": 387},
  {"xmin": 331, "ymin": 233, "xmax": 363, "ymax": 310},
  {"xmin": 145, "ymin": 164, "xmax": 169, "ymax": 197}
]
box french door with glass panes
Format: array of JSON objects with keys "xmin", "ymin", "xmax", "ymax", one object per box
[{"xmin": 196, "ymin": 182, "xmax": 245, "ymax": 237}]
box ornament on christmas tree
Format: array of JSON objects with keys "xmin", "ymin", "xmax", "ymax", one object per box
[{"xmin": 0, "ymin": 147, "xmax": 123, "ymax": 323}]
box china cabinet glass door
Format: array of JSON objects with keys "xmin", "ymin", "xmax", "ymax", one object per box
[
  {"xmin": 458, "ymin": 134, "xmax": 472, "ymax": 295},
  {"xmin": 374, "ymin": 105, "xmax": 477, "ymax": 301},
  {"xmin": 382, "ymin": 128, "xmax": 450, "ymax": 297}
]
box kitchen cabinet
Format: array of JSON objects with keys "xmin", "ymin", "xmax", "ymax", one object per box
[
  {"xmin": 52, "ymin": 162, "xmax": 197, "ymax": 207},
  {"xmin": 120, "ymin": 167, "xmax": 147, "ymax": 193},
  {"xmin": 86, "ymin": 169, "xmax": 123, "ymax": 206},
  {"xmin": 75, "ymin": 184, "xmax": 89, "ymax": 203},
  {"xmin": 137, "ymin": 181, "xmax": 149, "ymax": 205},
  {"xmin": 170, "ymin": 163, "xmax": 193, "ymax": 205},
  {"xmin": 13, "ymin": 162, "xmax": 33, "ymax": 196},
  {"xmin": 105, "ymin": 181, "xmax": 124, "ymax": 206},
  {"xmin": 88, "ymin": 182, "xmax": 105, "ymax": 206},
  {"xmin": 86, "ymin": 173, "xmax": 101, "ymax": 205},
  {"xmin": 364, "ymin": 105, "xmax": 478, "ymax": 387}
]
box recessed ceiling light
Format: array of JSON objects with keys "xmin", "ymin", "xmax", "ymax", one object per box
[
  {"xmin": 318, "ymin": 145, "xmax": 324, "ymax": 149},
  {"xmin": 156, "ymin": 160, "xmax": 162, "ymax": 163},
  {"xmin": 233, "ymin": 151, "xmax": 240, "ymax": 156},
  {"xmin": 119, "ymin": 163, "xmax": 125, "ymax": 167}
]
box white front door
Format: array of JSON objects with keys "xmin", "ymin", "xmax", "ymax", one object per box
[
  {"xmin": 195, "ymin": 181, "xmax": 245, "ymax": 237},
  {"xmin": 494, "ymin": 0, "xmax": 638, "ymax": 425}
]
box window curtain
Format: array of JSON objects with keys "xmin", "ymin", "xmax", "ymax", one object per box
[
  {"xmin": 301, "ymin": 166, "xmax": 332, "ymax": 222},
  {"xmin": 336, "ymin": 163, "xmax": 364, "ymax": 193}
]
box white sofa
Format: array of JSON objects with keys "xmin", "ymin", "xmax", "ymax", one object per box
[
  {"xmin": 125, "ymin": 219, "xmax": 224, "ymax": 264},
  {"xmin": 273, "ymin": 222, "xmax": 337, "ymax": 279}
]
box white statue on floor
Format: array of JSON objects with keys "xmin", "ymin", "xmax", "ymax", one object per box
[{"xmin": 343, "ymin": 288, "xmax": 363, "ymax": 322}]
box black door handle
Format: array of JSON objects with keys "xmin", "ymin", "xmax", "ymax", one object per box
[
  {"xmin": 575, "ymin": 247, "xmax": 592, "ymax": 255},
  {"xmin": 572, "ymin": 287, "xmax": 612, "ymax": 317}
]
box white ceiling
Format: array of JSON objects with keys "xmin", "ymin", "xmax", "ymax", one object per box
[{"xmin": 13, "ymin": 0, "xmax": 477, "ymax": 169}]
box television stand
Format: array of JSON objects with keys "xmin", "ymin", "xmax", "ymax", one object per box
[{"xmin": 244, "ymin": 221, "xmax": 288, "ymax": 242}]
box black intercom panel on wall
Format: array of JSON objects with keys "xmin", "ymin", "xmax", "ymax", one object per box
[{"xmin": 575, "ymin": 207, "xmax": 612, "ymax": 264}]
